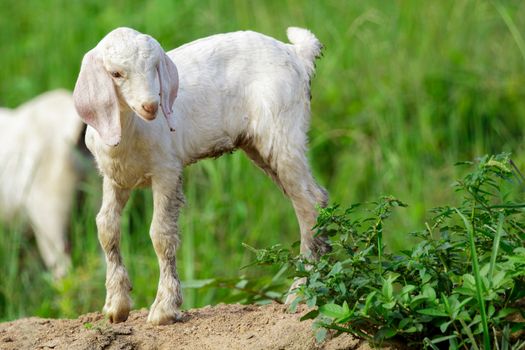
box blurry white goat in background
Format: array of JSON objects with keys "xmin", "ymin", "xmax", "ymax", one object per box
[
  {"xmin": 0, "ymin": 90, "xmax": 84, "ymax": 279},
  {"xmin": 74, "ymin": 27, "xmax": 329, "ymax": 325}
]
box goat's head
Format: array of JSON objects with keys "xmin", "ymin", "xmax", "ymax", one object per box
[{"xmin": 73, "ymin": 27, "xmax": 178, "ymax": 146}]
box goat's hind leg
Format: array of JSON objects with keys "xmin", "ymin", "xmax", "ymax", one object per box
[
  {"xmin": 244, "ymin": 145, "xmax": 330, "ymax": 257},
  {"xmin": 97, "ymin": 177, "xmax": 131, "ymax": 323},
  {"xmin": 147, "ymin": 174, "xmax": 184, "ymax": 325},
  {"xmin": 280, "ymin": 153, "xmax": 330, "ymax": 255},
  {"xmin": 281, "ymin": 157, "xmax": 330, "ymax": 303},
  {"xmin": 243, "ymin": 144, "xmax": 330, "ymax": 302}
]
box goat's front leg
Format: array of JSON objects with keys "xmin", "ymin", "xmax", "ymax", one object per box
[
  {"xmin": 147, "ymin": 173, "xmax": 184, "ymax": 325},
  {"xmin": 97, "ymin": 176, "xmax": 131, "ymax": 323}
]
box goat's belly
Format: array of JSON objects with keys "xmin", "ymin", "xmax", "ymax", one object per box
[
  {"xmin": 99, "ymin": 160, "xmax": 153, "ymax": 189},
  {"xmin": 182, "ymin": 136, "xmax": 241, "ymax": 166}
]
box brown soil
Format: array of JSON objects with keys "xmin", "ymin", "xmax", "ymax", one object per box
[{"xmin": 0, "ymin": 303, "xmax": 395, "ymax": 350}]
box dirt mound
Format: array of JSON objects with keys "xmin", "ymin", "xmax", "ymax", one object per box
[{"xmin": 0, "ymin": 303, "xmax": 386, "ymax": 350}]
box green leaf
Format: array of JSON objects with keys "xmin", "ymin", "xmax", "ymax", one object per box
[
  {"xmin": 397, "ymin": 318, "xmax": 410, "ymax": 329},
  {"xmin": 362, "ymin": 291, "xmax": 377, "ymax": 314},
  {"xmin": 383, "ymin": 301, "xmax": 397, "ymax": 309},
  {"xmin": 491, "ymin": 270, "xmax": 509, "ymax": 289},
  {"xmin": 440, "ymin": 320, "xmax": 453, "ymax": 333},
  {"xmin": 403, "ymin": 326, "xmax": 418, "ymax": 333},
  {"xmin": 400, "ymin": 285, "xmax": 417, "ymax": 296},
  {"xmin": 328, "ymin": 262, "xmax": 343, "ymax": 277},
  {"xmin": 511, "ymin": 322, "xmax": 525, "ymax": 333},
  {"xmin": 417, "ymin": 308, "xmax": 448, "ymax": 317},
  {"xmin": 420, "ymin": 270, "xmax": 432, "ymax": 284},
  {"xmin": 319, "ymin": 303, "xmax": 345, "ymax": 319},
  {"xmin": 454, "ymin": 287, "xmax": 476, "ymax": 296},
  {"xmin": 479, "ymin": 263, "xmax": 490, "ymax": 277},
  {"xmin": 461, "ymin": 274, "xmax": 476, "ymax": 288},
  {"xmin": 338, "ymin": 281, "xmax": 347, "ymax": 295},
  {"xmin": 382, "ymin": 279, "xmax": 393, "ymax": 299},
  {"xmin": 288, "ymin": 295, "xmax": 302, "ymax": 313},
  {"xmin": 409, "ymin": 294, "xmax": 429, "ymax": 308},
  {"xmin": 306, "ymin": 295, "xmax": 317, "ymax": 308},
  {"xmin": 456, "ymin": 297, "xmax": 473, "ymax": 312},
  {"xmin": 300, "ymin": 309, "xmax": 319, "ymax": 321},
  {"xmin": 235, "ymin": 279, "xmax": 249, "ymax": 289},
  {"xmin": 375, "ymin": 327, "xmax": 397, "ymax": 340},
  {"xmin": 422, "ymin": 285, "xmax": 436, "ymax": 302},
  {"xmin": 342, "ymin": 300, "xmax": 350, "ymax": 314},
  {"xmin": 456, "ymin": 310, "xmax": 472, "ymax": 322},
  {"xmin": 337, "ymin": 313, "xmax": 354, "ymax": 324}
]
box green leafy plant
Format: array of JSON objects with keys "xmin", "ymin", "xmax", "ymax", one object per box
[{"xmin": 248, "ymin": 153, "xmax": 525, "ymax": 348}]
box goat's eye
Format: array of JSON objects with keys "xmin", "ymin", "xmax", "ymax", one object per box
[{"xmin": 110, "ymin": 71, "xmax": 122, "ymax": 78}]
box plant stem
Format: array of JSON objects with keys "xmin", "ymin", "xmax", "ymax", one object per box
[
  {"xmin": 488, "ymin": 214, "xmax": 505, "ymax": 289},
  {"xmin": 459, "ymin": 319, "xmax": 481, "ymax": 350}
]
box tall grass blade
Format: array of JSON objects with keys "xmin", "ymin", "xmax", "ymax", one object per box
[
  {"xmin": 455, "ymin": 208, "xmax": 491, "ymax": 350},
  {"xmin": 494, "ymin": 2, "xmax": 525, "ymax": 64}
]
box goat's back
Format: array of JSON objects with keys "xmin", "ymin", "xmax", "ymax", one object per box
[
  {"xmin": 166, "ymin": 29, "xmax": 321, "ymax": 164},
  {"xmin": 168, "ymin": 30, "xmax": 313, "ymax": 94},
  {"xmin": 0, "ymin": 90, "xmax": 84, "ymax": 218}
]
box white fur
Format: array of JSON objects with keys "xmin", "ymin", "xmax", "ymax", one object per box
[
  {"xmin": 0, "ymin": 90, "xmax": 84, "ymax": 279},
  {"xmin": 74, "ymin": 27, "xmax": 328, "ymax": 325}
]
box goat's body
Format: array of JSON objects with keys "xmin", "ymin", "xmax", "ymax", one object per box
[
  {"xmin": 169, "ymin": 31, "xmax": 311, "ymax": 166},
  {"xmin": 0, "ymin": 90, "xmax": 84, "ymax": 278},
  {"xmin": 87, "ymin": 30, "xmax": 315, "ymax": 185},
  {"xmin": 79, "ymin": 27, "xmax": 328, "ymax": 325}
]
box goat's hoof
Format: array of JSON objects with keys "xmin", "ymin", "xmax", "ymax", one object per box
[
  {"xmin": 147, "ymin": 312, "xmax": 180, "ymax": 325},
  {"xmin": 147, "ymin": 302, "xmax": 181, "ymax": 325},
  {"xmin": 103, "ymin": 299, "xmax": 131, "ymax": 323},
  {"xmin": 284, "ymin": 277, "xmax": 307, "ymax": 305}
]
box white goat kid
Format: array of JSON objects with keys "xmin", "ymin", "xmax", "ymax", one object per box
[
  {"xmin": 73, "ymin": 27, "xmax": 329, "ymax": 325},
  {"xmin": 0, "ymin": 90, "xmax": 84, "ymax": 279}
]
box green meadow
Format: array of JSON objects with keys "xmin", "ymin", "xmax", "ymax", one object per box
[{"xmin": 0, "ymin": 0, "xmax": 524, "ymax": 321}]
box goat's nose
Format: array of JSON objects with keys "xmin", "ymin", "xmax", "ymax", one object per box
[{"xmin": 142, "ymin": 101, "xmax": 158, "ymax": 115}]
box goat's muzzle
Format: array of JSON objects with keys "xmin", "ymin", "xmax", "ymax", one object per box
[{"xmin": 141, "ymin": 101, "xmax": 159, "ymax": 120}]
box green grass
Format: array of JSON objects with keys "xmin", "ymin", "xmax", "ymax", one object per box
[{"xmin": 1, "ymin": 0, "xmax": 525, "ymax": 321}]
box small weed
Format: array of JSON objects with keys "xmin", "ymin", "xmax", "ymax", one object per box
[{"xmin": 248, "ymin": 153, "xmax": 525, "ymax": 348}]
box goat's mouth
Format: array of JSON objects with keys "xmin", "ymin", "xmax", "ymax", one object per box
[
  {"xmin": 133, "ymin": 104, "xmax": 159, "ymax": 121},
  {"xmin": 139, "ymin": 111, "xmax": 157, "ymax": 121}
]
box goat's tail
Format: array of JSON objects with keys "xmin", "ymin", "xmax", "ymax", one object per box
[{"xmin": 287, "ymin": 27, "xmax": 323, "ymax": 78}]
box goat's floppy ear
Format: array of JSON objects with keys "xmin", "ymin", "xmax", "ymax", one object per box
[
  {"xmin": 157, "ymin": 52, "xmax": 179, "ymax": 131},
  {"xmin": 73, "ymin": 49, "xmax": 121, "ymax": 146}
]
